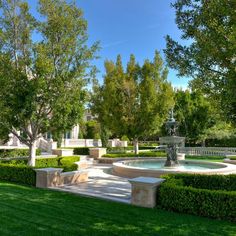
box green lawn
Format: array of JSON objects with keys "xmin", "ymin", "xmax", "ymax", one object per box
[{"xmin": 0, "ymin": 182, "xmax": 235, "ymax": 236}]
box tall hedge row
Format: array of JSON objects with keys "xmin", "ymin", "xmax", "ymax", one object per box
[{"xmin": 159, "ymin": 174, "xmax": 236, "ymax": 222}]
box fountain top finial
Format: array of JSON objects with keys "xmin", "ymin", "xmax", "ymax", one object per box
[{"xmin": 169, "ymin": 108, "xmax": 175, "ymax": 122}]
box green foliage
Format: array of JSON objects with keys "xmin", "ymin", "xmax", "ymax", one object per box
[
  {"xmin": 185, "ymin": 155, "xmax": 224, "ymax": 160},
  {"xmin": 206, "ymin": 137, "xmax": 236, "ymax": 147},
  {"xmin": 100, "ymin": 125, "xmax": 110, "ymax": 147},
  {"xmin": 91, "ymin": 52, "xmax": 174, "ymax": 153},
  {"xmin": 0, "ymin": 0, "xmax": 98, "ymax": 165},
  {"xmin": 165, "ymin": 0, "xmax": 236, "ymax": 123},
  {"xmin": 84, "ymin": 120, "xmax": 100, "ymax": 139},
  {"xmin": 0, "ymin": 155, "xmax": 79, "ymax": 186},
  {"xmin": 60, "ymin": 156, "xmax": 80, "ymax": 172},
  {"xmin": 0, "ymin": 164, "xmax": 36, "ymax": 186},
  {"xmin": 174, "ymin": 90, "xmax": 215, "ymax": 144},
  {"xmin": 103, "ymin": 151, "xmax": 166, "ymax": 158},
  {"xmin": 0, "ymin": 149, "xmax": 41, "ymax": 158},
  {"xmin": 159, "ymin": 174, "xmax": 236, "ymax": 221},
  {"xmin": 139, "ymin": 146, "xmax": 156, "ymax": 150},
  {"xmin": 73, "ymin": 147, "xmax": 90, "ymax": 155},
  {"xmin": 35, "ymin": 157, "xmax": 60, "ymax": 168},
  {"xmin": 163, "ymin": 174, "xmax": 236, "ymax": 191}
]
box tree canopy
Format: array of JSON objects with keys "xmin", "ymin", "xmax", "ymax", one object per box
[
  {"xmin": 91, "ymin": 52, "xmax": 174, "ymax": 153},
  {"xmin": 174, "ymin": 90, "xmax": 216, "ymax": 145},
  {"xmin": 0, "ymin": 0, "xmax": 98, "ymax": 165},
  {"xmin": 164, "ymin": 0, "xmax": 236, "ymax": 123}
]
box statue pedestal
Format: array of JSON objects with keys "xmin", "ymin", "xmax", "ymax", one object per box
[{"xmin": 164, "ymin": 160, "xmax": 179, "ymax": 167}]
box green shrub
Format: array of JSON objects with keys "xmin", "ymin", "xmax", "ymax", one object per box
[
  {"xmin": 138, "ymin": 146, "xmax": 157, "ymax": 150},
  {"xmin": 107, "ymin": 146, "xmax": 133, "ymax": 153},
  {"xmin": 0, "ymin": 156, "xmax": 80, "ymax": 186},
  {"xmin": 73, "ymin": 147, "xmax": 90, "ymax": 155},
  {"xmin": 0, "ymin": 148, "xmax": 41, "ymax": 158},
  {"xmin": 229, "ymin": 156, "xmax": 236, "ymax": 160},
  {"xmin": 163, "ymin": 174, "xmax": 236, "ymax": 191},
  {"xmin": 35, "ymin": 157, "xmax": 60, "ymax": 168},
  {"xmin": 0, "ymin": 164, "xmax": 36, "ymax": 186},
  {"xmin": 0, "ymin": 156, "xmax": 80, "ymax": 172},
  {"xmin": 159, "ymin": 174, "xmax": 236, "ymax": 222},
  {"xmin": 185, "ymin": 155, "xmax": 224, "ymax": 160},
  {"xmin": 103, "ymin": 151, "xmax": 166, "ymax": 158},
  {"xmin": 0, "ymin": 158, "xmax": 27, "ymax": 165},
  {"xmin": 59, "ymin": 156, "xmax": 81, "ymax": 172}
]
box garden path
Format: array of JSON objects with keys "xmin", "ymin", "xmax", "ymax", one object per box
[{"xmin": 52, "ymin": 164, "xmax": 131, "ymax": 204}]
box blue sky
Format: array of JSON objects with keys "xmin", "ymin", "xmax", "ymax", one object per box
[
  {"xmin": 77, "ymin": 0, "xmax": 190, "ymax": 88},
  {"xmin": 29, "ymin": 0, "xmax": 190, "ymax": 88}
]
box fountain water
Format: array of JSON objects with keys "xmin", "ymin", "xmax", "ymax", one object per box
[{"xmin": 159, "ymin": 109, "xmax": 185, "ymax": 167}]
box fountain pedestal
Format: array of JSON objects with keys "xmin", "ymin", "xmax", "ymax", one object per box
[{"xmin": 160, "ymin": 136, "xmax": 185, "ymax": 167}]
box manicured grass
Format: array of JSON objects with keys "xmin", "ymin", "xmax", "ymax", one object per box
[{"xmin": 0, "ymin": 182, "xmax": 235, "ymax": 236}]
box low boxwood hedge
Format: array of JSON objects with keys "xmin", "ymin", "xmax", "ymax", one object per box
[
  {"xmin": 73, "ymin": 147, "xmax": 90, "ymax": 155},
  {"xmin": 0, "ymin": 148, "xmax": 41, "ymax": 158},
  {"xmin": 164, "ymin": 174, "xmax": 236, "ymax": 191},
  {"xmin": 159, "ymin": 174, "xmax": 236, "ymax": 222},
  {"xmin": 0, "ymin": 164, "xmax": 36, "ymax": 186},
  {"xmin": 0, "ymin": 156, "xmax": 81, "ymax": 185},
  {"xmin": 185, "ymin": 155, "xmax": 225, "ymax": 160},
  {"xmin": 103, "ymin": 151, "xmax": 166, "ymax": 158}
]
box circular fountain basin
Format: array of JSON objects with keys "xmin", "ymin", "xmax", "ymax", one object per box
[{"xmin": 113, "ymin": 159, "xmax": 236, "ymax": 178}]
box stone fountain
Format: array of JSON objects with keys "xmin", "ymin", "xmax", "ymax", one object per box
[{"xmin": 159, "ymin": 109, "xmax": 185, "ymax": 167}]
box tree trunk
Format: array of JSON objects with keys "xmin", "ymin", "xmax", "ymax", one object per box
[
  {"xmin": 28, "ymin": 140, "xmax": 37, "ymax": 167},
  {"xmin": 133, "ymin": 139, "xmax": 139, "ymax": 155}
]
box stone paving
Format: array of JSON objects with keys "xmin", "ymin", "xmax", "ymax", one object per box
[{"xmin": 52, "ymin": 164, "xmax": 131, "ymax": 204}]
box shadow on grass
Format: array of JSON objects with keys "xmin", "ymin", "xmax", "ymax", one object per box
[{"xmin": 0, "ymin": 182, "xmax": 235, "ymax": 236}]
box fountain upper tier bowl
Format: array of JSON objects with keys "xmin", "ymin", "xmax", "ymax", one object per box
[
  {"xmin": 112, "ymin": 159, "xmax": 236, "ymax": 178},
  {"xmin": 159, "ymin": 136, "xmax": 185, "ymax": 145}
]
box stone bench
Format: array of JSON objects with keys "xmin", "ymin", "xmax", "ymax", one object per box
[
  {"xmin": 59, "ymin": 170, "xmax": 88, "ymax": 186},
  {"xmin": 129, "ymin": 177, "xmax": 165, "ymax": 208},
  {"xmin": 35, "ymin": 168, "xmax": 88, "ymax": 188}
]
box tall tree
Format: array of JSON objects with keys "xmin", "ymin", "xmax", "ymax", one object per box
[
  {"xmin": 174, "ymin": 90, "xmax": 215, "ymax": 145},
  {"xmin": 91, "ymin": 52, "xmax": 174, "ymax": 154},
  {"xmin": 164, "ymin": 0, "xmax": 236, "ymax": 123},
  {"xmin": 0, "ymin": 0, "xmax": 98, "ymax": 166}
]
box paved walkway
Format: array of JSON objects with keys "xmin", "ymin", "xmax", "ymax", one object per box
[{"xmin": 52, "ymin": 164, "xmax": 131, "ymax": 204}]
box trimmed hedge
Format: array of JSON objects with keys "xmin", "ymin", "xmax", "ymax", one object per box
[
  {"xmin": 159, "ymin": 174, "xmax": 236, "ymax": 222},
  {"xmin": 186, "ymin": 155, "xmax": 225, "ymax": 160},
  {"xmin": 73, "ymin": 147, "xmax": 90, "ymax": 155},
  {"xmin": 103, "ymin": 151, "xmax": 166, "ymax": 158},
  {"xmin": 59, "ymin": 156, "xmax": 81, "ymax": 172},
  {"xmin": 164, "ymin": 174, "xmax": 236, "ymax": 191},
  {"xmin": 0, "ymin": 156, "xmax": 81, "ymax": 185},
  {"xmin": 107, "ymin": 146, "xmax": 133, "ymax": 153},
  {"xmin": 0, "ymin": 148, "xmax": 41, "ymax": 158},
  {"xmin": 0, "ymin": 164, "xmax": 36, "ymax": 186},
  {"xmin": 138, "ymin": 146, "xmax": 157, "ymax": 150}
]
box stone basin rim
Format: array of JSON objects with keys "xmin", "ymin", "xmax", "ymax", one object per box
[{"xmin": 112, "ymin": 158, "xmax": 236, "ymax": 177}]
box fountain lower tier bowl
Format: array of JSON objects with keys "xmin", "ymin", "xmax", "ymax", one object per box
[{"xmin": 112, "ymin": 159, "xmax": 236, "ymax": 178}]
